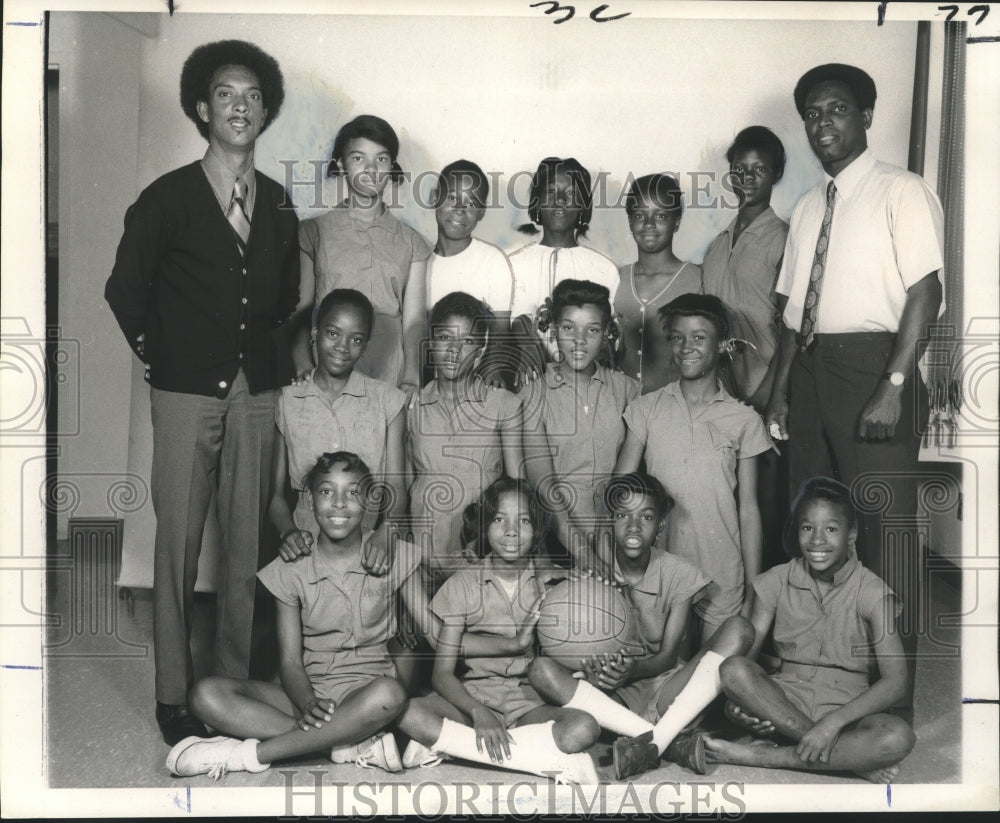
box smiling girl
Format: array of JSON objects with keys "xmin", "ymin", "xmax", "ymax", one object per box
[
  {"xmin": 614, "ymin": 294, "xmax": 770, "ymax": 646},
  {"xmin": 522, "ymin": 279, "xmax": 637, "ymax": 570},
  {"xmin": 295, "ymin": 115, "xmax": 432, "ymax": 394}
]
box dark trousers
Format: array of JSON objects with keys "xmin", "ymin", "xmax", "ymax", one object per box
[{"xmin": 788, "ymin": 333, "xmax": 928, "ymax": 712}]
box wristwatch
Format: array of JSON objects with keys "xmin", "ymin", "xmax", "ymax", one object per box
[{"xmin": 883, "ymin": 371, "xmax": 905, "ymax": 386}]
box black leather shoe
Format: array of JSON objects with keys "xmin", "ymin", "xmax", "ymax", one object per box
[
  {"xmin": 613, "ymin": 729, "xmax": 660, "ymax": 780},
  {"xmin": 156, "ymin": 701, "xmax": 209, "ymax": 746},
  {"xmin": 664, "ymin": 729, "xmax": 708, "ymax": 774}
]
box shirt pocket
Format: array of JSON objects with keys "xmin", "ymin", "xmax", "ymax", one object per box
[
  {"xmin": 358, "ymin": 577, "xmax": 395, "ymax": 635},
  {"xmin": 707, "ymin": 422, "xmax": 738, "ymax": 473}
]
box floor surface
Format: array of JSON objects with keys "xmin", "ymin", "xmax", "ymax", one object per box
[{"xmin": 43, "ymin": 544, "xmax": 962, "ymax": 796}]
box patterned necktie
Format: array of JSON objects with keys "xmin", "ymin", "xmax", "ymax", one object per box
[
  {"xmin": 227, "ymin": 177, "xmax": 251, "ymax": 254},
  {"xmin": 797, "ymin": 180, "xmax": 837, "ymax": 350}
]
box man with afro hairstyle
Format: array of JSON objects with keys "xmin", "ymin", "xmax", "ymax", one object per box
[{"xmin": 106, "ymin": 40, "xmax": 299, "ymax": 745}]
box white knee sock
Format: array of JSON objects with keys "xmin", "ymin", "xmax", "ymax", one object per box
[
  {"xmin": 652, "ymin": 650, "xmax": 725, "ymax": 753},
  {"xmin": 432, "ymin": 718, "xmax": 596, "ymax": 782},
  {"xmin": 564, "ymin": 679, "xmax": 653, "ymax": 737}
]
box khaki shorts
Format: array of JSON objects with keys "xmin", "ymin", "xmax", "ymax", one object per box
[
  {"xmin": 771, "ymin": 663, "xmax": 870, "ymax": 721},
  {"xmin": 616, "ymin": 663, "xmax": 685, "ymax": 724},
  {"xmin": 464, "ymin": 676, "xmax": 545, "ymax": 727}
]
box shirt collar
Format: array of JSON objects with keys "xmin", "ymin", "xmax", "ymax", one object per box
[
  {"xmin": 290, "ymin": 368, "xmax": 368, "ymax": 401},
  {"xmin": 418, "ymin": 378, "xmax": 484, "ymax": 406},
  {"xmin": 304, "ymin": 535, "xmax": 369, "ymax": 583},
  {"xmin": 724, "ymin": 206, "xmax": 779, "ymax": 239},
  {"xmin": 788, "ymin": 551, "xmax": 861, "ymax": 591},
  {"xmin": 478, "ymin": 555, "xmax": 564, "ymax": 587},
  {"xmin": 543, "ymin": 362, "xmax": 608, "ymax": 389},
  {"xmin": 824, "ymin": 148, "xmax": 876, "ymax": 200},
  {"xmin": 625, "ymin": 547, "xmax": 669, "ymax": 596},
  {"xmin": 341, "ymin": 201, "xmax": 397, "ymax": 232},
  {"xmin": 201, "ymin": 146, "xmax": 256, "ymax": 218},
  {"xmin": 663, "ymin": 379, "xmax": 734, "ymax": 405}
]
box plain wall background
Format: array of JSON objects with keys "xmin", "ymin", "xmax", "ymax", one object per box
[{"xmin": 49, "ymin": 10, "xmax": 946, "ymax": 586}]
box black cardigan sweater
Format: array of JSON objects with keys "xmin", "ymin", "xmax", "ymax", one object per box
[{"xmin": 105, "ymin": 161, "xmax": 300, "ymax": 396}]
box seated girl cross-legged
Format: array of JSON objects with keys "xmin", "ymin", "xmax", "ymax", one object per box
[
  {"xmin": 704, "ymin": 477, "xmax": 916, "ymax": 782},
  {"xmin": 166, "ymin": 452, "xmax": 428, "ymax": 779}
]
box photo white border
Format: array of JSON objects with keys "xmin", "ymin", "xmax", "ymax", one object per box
[{"xmin": 1, "ymin": 0, "xmax": 997, "ymax": 816}]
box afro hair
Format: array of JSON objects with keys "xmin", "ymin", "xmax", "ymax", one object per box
[{"xmin": 180, "ymin": 40, "xmax": 284, "ymax": 140}]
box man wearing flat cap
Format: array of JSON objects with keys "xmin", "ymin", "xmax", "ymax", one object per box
[
  {"xmin": 105, "ymin": 40, "xmax": 299, "ymax": 744},
  {"xmin": 766, "ymin": 63, "xmax": 944, "ymax": 717}
]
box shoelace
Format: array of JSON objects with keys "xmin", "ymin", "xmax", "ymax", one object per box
[
  {"xmin": 205, "ymin": 760, "xmax": 230, "ymax": 780},
  {"xmin": 355, "ymin": 738, "xmax": 383, "ymax": 770}
]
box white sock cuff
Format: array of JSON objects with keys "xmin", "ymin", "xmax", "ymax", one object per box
[{"xmin": 239, "ymin": 738, "xmax": 268, "ymax": 772}]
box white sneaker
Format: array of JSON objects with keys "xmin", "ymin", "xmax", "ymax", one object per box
[
  {"xmin": 549, "ymin": 752, "xmax": 600, "ymax": 785},
  {"xmin": 355, "ymin": 731, "xmax": 402, "ymax": 772},
  {"xmin": 330, "ymin": 740, "xmax": 364, "ymax": 764},
  {"xmin": 166, "ymin": 735, "xmax": 266, "ymax": 780},
  {"xmin": 402, "ymin": 739, "xmax": 449, "ymax": 769}
]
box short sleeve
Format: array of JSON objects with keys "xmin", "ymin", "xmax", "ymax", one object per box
[
  {"xmin": 890, "ymin": 176, "xmax": 945, "ymax": 289},
  {"xmin": 381, "ymin": 383, "xmax": 407, "ymax": 426},
  {"xmin": 298, "ymin": 218, "xmax": 319, "ymax": 261},
  {"xmin": 661, "ymin": 553, "xmax": 711, "ymax": 607},
  {"xmin": 856, "ymin": 568, "xmax": 904, "ymax": 624},
  {"xmin": 275, "ymin": 390, "xmax": 289, "ymax": 436},
  {"xmin": 737, "ymin": 408, "xmax": 772, "ymax": 459},
  {"xmin": 257, "ymin": 557, "xmax": 301, "ymax": 606},
  {"xmin": 409, "ymin": 225, "xmax": 433, "ymax": 264},
  {"xmin": 773, "ymin": 203, "xmax": 804, "ymax": 299},
  {"xmin": 431, "ymin": 572, "xmax": 472, "ymax": 624},
  {"xmin": 622, "ymin": 394, "xmax": 652, "ymax": 444},
  {"xmin": 766, "ymin": 221, "xmax": 789, "ymax": 277},
  {"xmin": 752, "ymin": 563, "xmax": 786, "ymax": 611}
]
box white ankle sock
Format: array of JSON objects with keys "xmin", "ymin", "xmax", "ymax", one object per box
[
  {"xmin": 651, "ymin": 650, "xmax": 725, "ymax": 752},
  {"xmin": 237, "ymin": 738, "xmax": 269, "ymax": 773},
  {"xmin": 564, "ymin": 679, "xmax": 653, "ymax": 737}
]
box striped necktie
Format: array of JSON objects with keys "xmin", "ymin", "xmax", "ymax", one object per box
[
  {"xmin": 797, "ymin": 180, "xmax": 837, "ymax": 350},
  {"xmin": 227, "ymin": 177, "xmax": 251, "ymax": 254}
]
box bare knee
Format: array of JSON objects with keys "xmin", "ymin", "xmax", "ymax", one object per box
[
  {"xmin": 528, "ymin": 656, "xmax": 564, "ymax": 697},
  {"xmin": 713, "ymin": 615, "xmax": 755, "ymax": 655},
  {"xmin": 364, "ymin": 677, "xmax": 408, "ymax": 722},
  {"xmin": 553, "ymin": 709, "xmax": 600, "ymax": 753},
  {"xmin": 189, "ymin": 676, "xmax": 231, "ymax": 721},
  {"xmin": 870, "ymin": 715, "xmax": 916, "ymax": 763},
  {"xmin": 719, "ymin": 655, "xmax": 757, "ymax": 697}
]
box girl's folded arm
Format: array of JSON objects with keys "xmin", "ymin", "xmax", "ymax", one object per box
[{"xmin": 275, "ymin": 599, "xmax": 317, "ymax": 713}]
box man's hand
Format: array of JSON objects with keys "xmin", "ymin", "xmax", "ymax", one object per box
[
  {"xmin": 765, "ymin": 393, "xmax": 790, "ymax": 441},
  {"xmin": 858, "ymin": 381, "xmax": 903, "ymax": 440}
]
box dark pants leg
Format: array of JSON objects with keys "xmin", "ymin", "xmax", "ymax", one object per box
[{"xmin": 788, "ymin": 334, "xmax": 926, "ymax": 713}]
